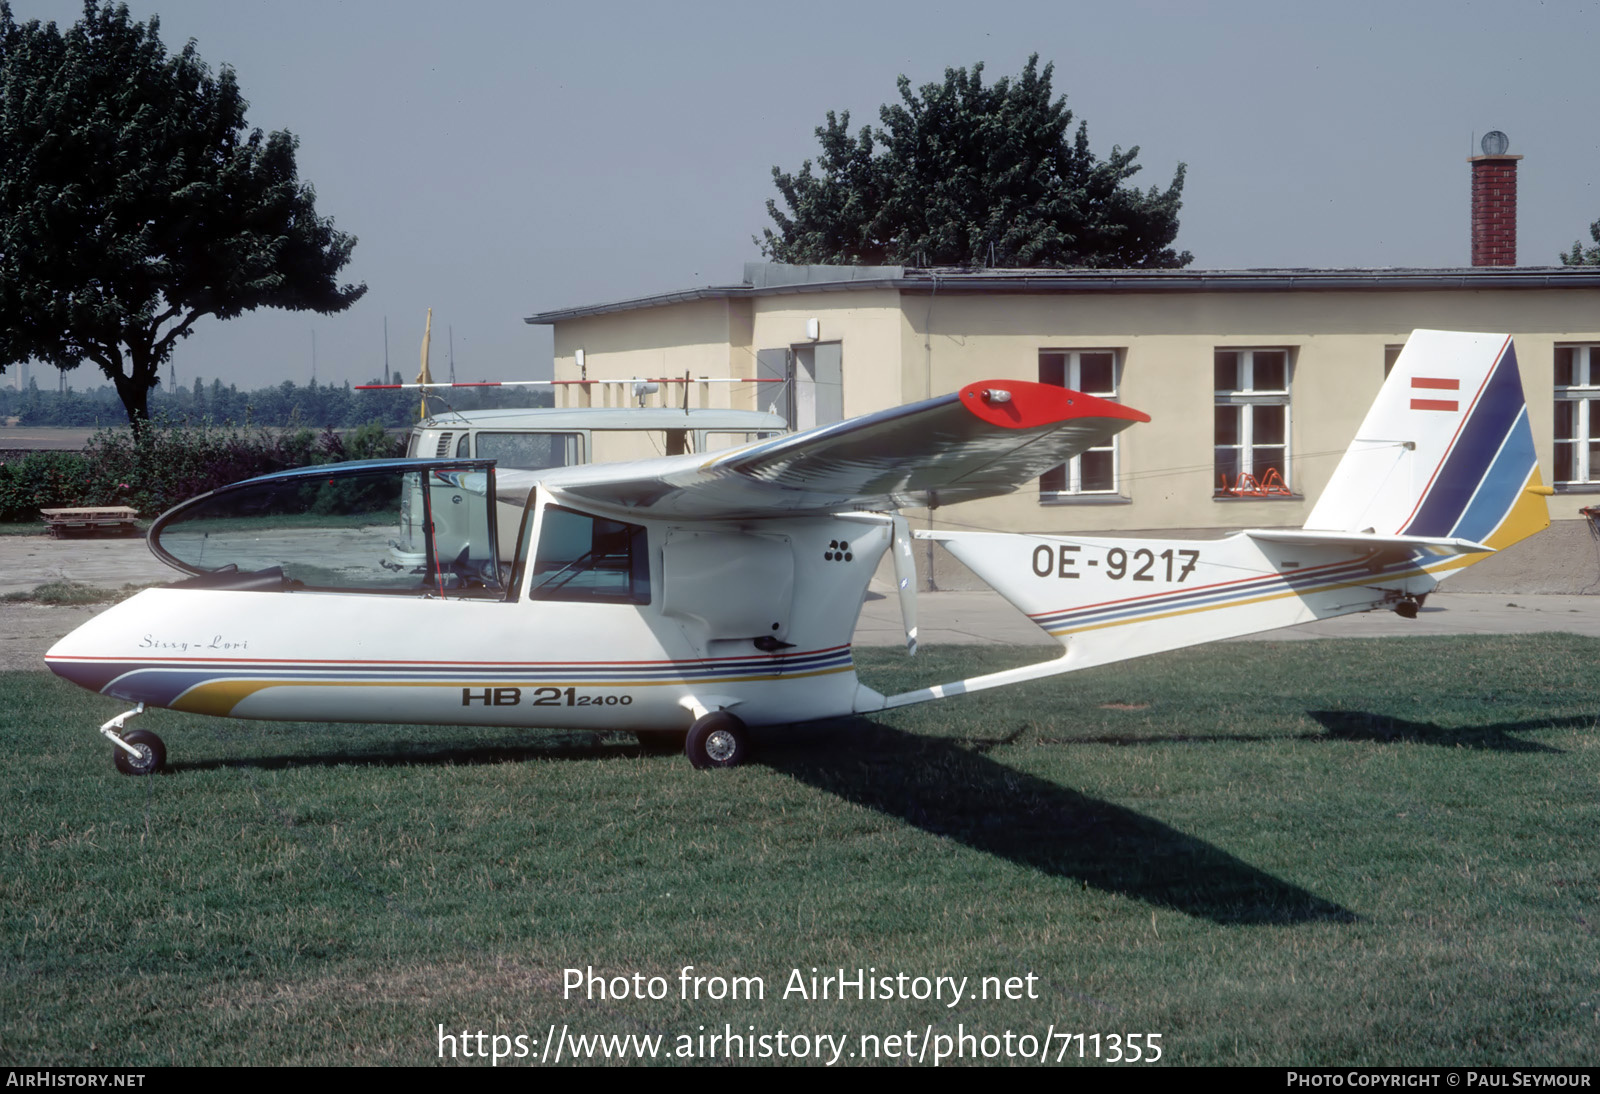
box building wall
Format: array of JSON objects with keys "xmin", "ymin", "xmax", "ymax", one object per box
[
  {"xmin": 892, "ymin": 288, "xmax": 1600, "ymax": 538},
  {"xmin": 552, "ymin": 299, "xmax": 749, "ymax": 409},
  {"xmin": 547, "ymin": 283, "xmax": 1600, "ymax": 542}
]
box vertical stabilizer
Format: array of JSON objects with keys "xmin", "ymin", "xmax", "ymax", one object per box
[{"xmin": 1304, "ymin": 330, "xmax": 1549, "ymax": 558}]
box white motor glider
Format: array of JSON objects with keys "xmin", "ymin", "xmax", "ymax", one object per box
[{"xmin": 46, "ymin": 330, "xmax": 1551, "ymax": 772}]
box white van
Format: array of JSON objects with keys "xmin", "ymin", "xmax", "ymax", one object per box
[
  {"xmin": 407, "ymin": 406, "xmax": 789, "ymax": 470},
  {"xmin": 404, "ymin": 406, "xmax": 788, "ymax": 564}
]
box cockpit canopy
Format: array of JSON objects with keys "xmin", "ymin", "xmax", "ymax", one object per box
[{"xmin": 148, "ymin": 459, "xmax": 505, "ymax": 596}]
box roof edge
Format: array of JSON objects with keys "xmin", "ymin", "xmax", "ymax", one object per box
[{"xmin": 525, "ymin": 265, "xmax": 1600, "ymax": 324}]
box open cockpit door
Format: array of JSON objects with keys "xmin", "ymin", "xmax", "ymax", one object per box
[{"xmin": 148, "ymin": 458, "xmax": 506, "ymax": 597}]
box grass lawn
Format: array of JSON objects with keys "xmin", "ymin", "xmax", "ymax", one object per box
[{"xmin": 2, "ymin": 636, "xmax": 1596, "ymax": 1066}]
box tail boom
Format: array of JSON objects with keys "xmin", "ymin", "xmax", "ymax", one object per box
[
  {"xmin": 869, "ymin": 530, "xmax": 1444, "ymax": 711},
  {"xmin": 865, "ymin": 329, "xmax": 1549, "ymax": 713},
  {"xmin": 935, "ymin": 530, "xmax": 1440, "ymax": 660}
]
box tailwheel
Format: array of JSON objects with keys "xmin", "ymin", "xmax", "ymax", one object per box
[
  {"xmin": 112, "ymin": 728, "xmax": 166, "ymax": 776},
  {"xmin": 685, "ymin": 711, "xmax": 750, "ymax": 769}
]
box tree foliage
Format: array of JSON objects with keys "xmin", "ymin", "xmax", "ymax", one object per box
[
  {"xmin": 0, "ymin": 1, "xmax": 365, "ymax": 426},
  {"xmin": 1560, "ymin": 219, "xmax": 1600, "ymax": 266},
  {"xmin": 761, "ymin": 55, "xmax": 1191, "ymax": 269},
  {"xmin": 0, "ymin": 373, "xmax": 551, "ymax": 430}
]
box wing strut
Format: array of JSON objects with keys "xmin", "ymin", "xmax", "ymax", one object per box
[{"xmin": 890, "ymin": 515, "xmax": 919, "ymax": 656}]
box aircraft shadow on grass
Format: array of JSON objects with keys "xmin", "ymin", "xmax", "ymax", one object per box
[
  {"xmin": 1304, "ymin": 711, "xmax": 1581, "ymax": 752},
  {"xmin": 1037, "ymin": 713, "xmax": 1584, "ymax": 754},
  {"xmin": 758, "ymin": 718, "xmax": 1357, "ymax": 927},
  {"xmin": 166, "ymin": 719, "xmax": 1353, "ymax": 926}
]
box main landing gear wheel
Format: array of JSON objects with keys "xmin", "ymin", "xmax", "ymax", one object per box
[
  {"xmin": 112, "ymin": 728, "xmax": 166, "ymax": 776},
  {"xmin": 685, "ymin": 711, "xmax": 750, "ymax": 769}
]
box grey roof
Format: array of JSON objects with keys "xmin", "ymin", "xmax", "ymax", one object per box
[{"xmin": 524, "ymin": 264, "xmax": 1600, "ymax": 325}]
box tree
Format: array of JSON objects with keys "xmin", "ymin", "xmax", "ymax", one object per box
[
  {"xmin": 760, "ymin": 55, "xmax": 1191, "ymax": 269},
  {"xmin": 1561, "ymin": 220, "xmax": 1600, "ymax": 266},
  {"xmin": 0, "ymin": 2, "xmax": 365, "ymax": 427}
]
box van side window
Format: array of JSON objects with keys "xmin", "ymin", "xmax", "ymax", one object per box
[
  {"xmin": 475, "ymin": 432, "xmax": 582, "ymax": 470},
  {"xmin": 530, "ymin": 506, "xmax": 649, "ymax": 604}
]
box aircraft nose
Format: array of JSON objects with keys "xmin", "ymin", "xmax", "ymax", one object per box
[{"xmin": 45, "ymin": 604, "xmax": 135, "ymax": 695}]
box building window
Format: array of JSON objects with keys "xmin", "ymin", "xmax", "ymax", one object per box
[
  {"xmin": 1039, "ymin": 349, "xmax": 1120, "ymax": 496},
  {"xmin": 1554, "ymin": 345, "xmax": 1600, "ymax": 485},
  {"xmin": 1214, "ymin": 348, "xmax": 1292, "ymax": 495}
]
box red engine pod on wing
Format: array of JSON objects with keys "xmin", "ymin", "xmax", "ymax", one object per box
[{"xmin": 957, "ymin": 379, "xmax": 1151, "ymax": 430}]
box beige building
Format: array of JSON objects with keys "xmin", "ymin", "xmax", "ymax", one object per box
[{"xmin": 527, "ymin": 262, "xmax": 1600, "ymax": 591}]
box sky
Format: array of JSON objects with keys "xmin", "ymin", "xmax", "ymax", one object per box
[{"xmin": 10, "ymin": 0, "xmax": 1600, "ymax": 393}]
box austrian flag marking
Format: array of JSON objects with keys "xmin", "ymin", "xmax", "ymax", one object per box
[{"xmin": 1410, "ymin": 376, "xmax": 1460, "ymax": 412}]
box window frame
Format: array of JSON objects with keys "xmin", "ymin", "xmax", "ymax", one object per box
[
  {"xmin": 528, "ymin": 503, "xmax": 652, "ymax": 605},
  {"xmin": 1213, "ymin": 347, "xmax": 1294, "ymax": 497},
  {"xmin": 1554, "ymin": 344, "xmax": 1600, "ymax": 486},
  {"xmin": 1038, "ymin": 348, "xmax": 1125, "ymax": 501}
]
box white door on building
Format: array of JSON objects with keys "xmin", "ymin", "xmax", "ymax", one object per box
[
  {"xmin": 755, "ymin": 343, "xmax": 844, "ymax": 428},
  {"xmin": 755, "ymin": 343, "xmax": 843, "ymax": 431},
  {"xmin": 791, "ymin": 342, "xmax": 842, "ymax": 431}
]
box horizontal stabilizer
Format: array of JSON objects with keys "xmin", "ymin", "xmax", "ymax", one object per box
[{"xmin": 1243, "ymin": 529, "xmax": 1492, "ymax": 556}]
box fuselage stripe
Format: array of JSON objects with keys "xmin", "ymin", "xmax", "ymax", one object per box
[
  {"xmin": 1033, "ymin": 553, "xmax": 1439, "ymax": 634},
  {"xmin": 1026, "ymin": 554, "xmax": 1389, "ymax": 629}
]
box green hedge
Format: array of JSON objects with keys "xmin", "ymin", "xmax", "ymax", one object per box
[{"xmin": 0, "ymin": 421, "xmax": 405, "ymax": 522}]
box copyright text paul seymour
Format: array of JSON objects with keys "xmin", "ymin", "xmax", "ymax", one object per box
[{"xmin": 1288, "ymin": 1075, "xmax": 1591, "ymax": 1088}]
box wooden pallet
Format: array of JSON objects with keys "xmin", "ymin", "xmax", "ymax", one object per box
[{"xmin": 39, "ymin": 506, "xmax": 140, "ymax": 538}]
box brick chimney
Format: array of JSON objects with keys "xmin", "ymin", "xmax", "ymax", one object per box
[{"xmin": 1469, "ymin": 130, "xmax": 1521, "ymax": 266}]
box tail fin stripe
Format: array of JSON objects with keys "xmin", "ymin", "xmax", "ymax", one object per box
[
  {"xmin": 1403, "ymin": 338, "xmax": 1523, "ymax": 537},
  {"xmin": 1448, "ymin": 404, "xmax": 1537, "ymax": 544},
  {"xmin": 1389, "ymin": 333, "xmax": 1510, "ymax": 533}
]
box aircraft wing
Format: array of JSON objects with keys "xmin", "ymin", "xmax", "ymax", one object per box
[{"xmin": 520, "ymin": 380, "xmax": 1149, "ymax": 520}]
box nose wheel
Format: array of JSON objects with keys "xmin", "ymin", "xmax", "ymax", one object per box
[
  {"xmin": 112, "ymin": 729, "xmax": 166, "ymax": 776},
  {"xmin": 100, "ymin": 704, "xmax": 166, "ymax": 776}
]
